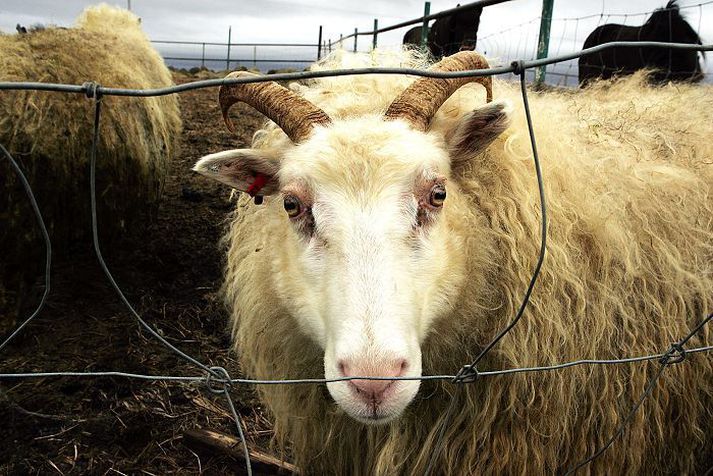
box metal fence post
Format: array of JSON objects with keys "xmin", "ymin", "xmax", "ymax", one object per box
[
  {"xmin": 317, "ymin": 25, "xmax": 323, "ymax": 60},
  {"xmin": 329, "ymin": 38, "xmax": 332, "ymax": 53},
  {"xmin": 226, "ymin": 26, "xmax": 232, "ymax": 71},
  {"xmin": 421, "ymin": 2, "xmax": 431, "ymax": 48},
  {"xmin": 253, "ymin": 46, "xmax": 257, "ymax": 69},
  {"xmin": 354, "ymin": 28, "xmax": 358, "ymax": 52},
  {"xmin": 373, "ymin": 19, "xmax": 378, "ymax": 49},
  {"xmin": 201, "ymin": 42, "xmax": 205, "ymax": 68},
  {"xmin": 534, "ymin": 0, "xmax": 555, "ymax": 87}
]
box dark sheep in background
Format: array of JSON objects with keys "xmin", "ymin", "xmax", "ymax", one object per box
[
  {"xmin": 578, "ymin": 0, "xmax": 704, "ymax": 86},
  {"xmin": 402, "ymin": 3, "xmax": 482, "ymax": 58}
]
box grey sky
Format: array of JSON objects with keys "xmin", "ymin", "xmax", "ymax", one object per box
[{"xmin": 1, "ymin": 0, "xmax": 710, "ymax": 82}]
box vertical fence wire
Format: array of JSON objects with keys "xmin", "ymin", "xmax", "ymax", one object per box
[
  {"xmin": 0, "ymin": 144, "xmax": 51, "ymax": 353},
  {"xmin": 85, "ymin": 90, "xmax": 252, "ymax": 474}
]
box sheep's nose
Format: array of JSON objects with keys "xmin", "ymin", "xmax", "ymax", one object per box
[{"xmin": 338, "ymin": 358, "xmax": 408, "ymax": 403}]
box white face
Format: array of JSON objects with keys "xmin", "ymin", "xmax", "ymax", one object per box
[
  {"xmin": 272, "ymin": 119, "xmax": 460, "ymax": 424},
  {"xmin": 195, "ymin": 100, "xmax": 508, "ymax": 424}
]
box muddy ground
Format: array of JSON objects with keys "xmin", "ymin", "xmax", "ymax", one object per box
[{"xmin": 0, "ymin": 71, "xmax": 280, "ymax": 475}]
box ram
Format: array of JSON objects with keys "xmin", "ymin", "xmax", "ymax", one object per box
[
  {"xmin": 0, "ymin": 5, "xmax": 181, "ymax": 327},
  {"xmin": 194, "ymin": 49, "xmax": 713, "ymax": 474}
]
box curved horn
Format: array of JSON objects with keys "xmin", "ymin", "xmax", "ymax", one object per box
[
  {"xmin": 219, "ymin": 71, "xmax": 332, "ymax": 143},
  {"xmin": 385, "ymin": 51, "xmax": 493, "ymax": 132}
]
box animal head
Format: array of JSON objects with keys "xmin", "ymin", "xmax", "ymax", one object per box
[
  {"xmin": 645, "ymin": 1, "xmax": 703, "ymax": 44},
  {"xmin": 194, "ymin": 52, "xmax": 510, "ymax": 424},
  {"xmin": 428, "ymin": 4, "xmax": 483, "ymax": 57},
  {"xmin": 644, "ymin": 0, "xmax": 705, "ymax": 76}
]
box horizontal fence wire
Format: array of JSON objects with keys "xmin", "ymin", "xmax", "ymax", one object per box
[
  {"xmin": 477, "ymin": 1, "xmax": 713, "ymax": 87},
  {"xmin": 1, "ymin": 41, "xmax": 710, "ymax": 97},
  {"xmin": 152, "ymin": 40, "xmax": 320, "ymax": 47},
  {"xmin": 554, "ymin": 0, "xmax": 713, "ymax": 22},
  {"xmin": 161, "ymin": 56, "xmax": 316, "ymax": 64},
  {"xmin": 1, "ymin": 40, "xmax": 712, "ymax": 474},
  {"xmin": 479, "ymin": 0, "xmax": 713, "ymax": 37},
  {"xmin": 1, "ymin": 343, "xmax": 712, "ymax": 384}
]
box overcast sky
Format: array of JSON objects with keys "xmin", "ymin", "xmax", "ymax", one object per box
[{"xmin": 1, "ymin": 0, "xmax": 710, "ymax": 83}]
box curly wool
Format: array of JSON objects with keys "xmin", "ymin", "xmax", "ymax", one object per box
[
  {"xmin": 223, "ymin": 49, "xmax": 713, "ymax": 475},
  {"xmin": 0, "ymin": 4, "xmax": 181, "ymax": 328}
]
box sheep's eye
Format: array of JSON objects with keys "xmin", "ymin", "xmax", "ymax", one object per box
[
  {"xmin": 283, "ymin": 195, "xmax": 303, "ymax": 218},
  {"xmin": 430, "ymin": 185, "xmax": 446, "ymax": 207}
]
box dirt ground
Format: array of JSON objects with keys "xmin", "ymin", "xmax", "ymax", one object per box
[{"xmin": 0, "ymin": 71, "xmax": 280, "ymax": 475}]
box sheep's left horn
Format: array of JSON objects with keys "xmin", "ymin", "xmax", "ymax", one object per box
[
  {"xmin": 219, "ymin": 71, "xmax": 332, "ymax": 143},
  {"xmin": 385, "ymin": 51, "xmax": 493, "ymax": 132}
]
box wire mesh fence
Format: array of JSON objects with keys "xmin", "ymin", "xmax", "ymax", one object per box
[
  {"xmin": 1, "ymin": 39, "xmax": 713, "ymax": 475},
  {"xmin": 152, "ymin": 40, "xmax": 321, "ymax": 73},
  {"xmin": 477, "ymin": 0, "xmax": 713, "ymax": 87},
  {"xmin": 321, "ymin": 0, "xmax": 713, "ymax": 88},
  {"xmin": 144, "ymin": 0, "xmax": 713, "ymax": 86}
]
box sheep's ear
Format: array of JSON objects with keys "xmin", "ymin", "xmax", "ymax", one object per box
[
  {"xmin": 193, "ymin": 149, "xmax": 280, "ymax": 196},
  {"xmin": 449, "ymin": 101, "xmax": 511, "ymax": 165}
]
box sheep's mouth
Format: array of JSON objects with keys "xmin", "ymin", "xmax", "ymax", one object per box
[
  {"xmin": 351, "ymin": 408, "xmax": 400, "ymax": 426},
  {"xmin": 342, "ymin": 398, "xmax": 408, "ymax": 425}
]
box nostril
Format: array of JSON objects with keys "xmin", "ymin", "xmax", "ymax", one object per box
[
  {"xmin": 338, "ymin": 360, "xmax": 349, "ymax": 377},
  {"xmin": 388, "ymin": 359, "xmax": 408, "ymax": 378}
]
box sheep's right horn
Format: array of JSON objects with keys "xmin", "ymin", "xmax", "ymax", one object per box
[
  {"xmin": 219, "ymin": 71, "xmax": 332, "ymax": 143},
  {"xmin": 385, "ymin": 51, "xmax": 493, "ymax": 132}
]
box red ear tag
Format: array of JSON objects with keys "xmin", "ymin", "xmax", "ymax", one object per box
[{"xmin": 246, "ymin": 173, "xmax": 269, "ymax": 198}]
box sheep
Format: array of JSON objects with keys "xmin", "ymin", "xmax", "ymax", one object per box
[
  {"xmin": 0, "ymin": 5, "xmax": 181, "ymax": 330},
  {"xmin": 578, "ymin": 0, "xmax": 704, "ymax": 85},
  {"xmin": 193, "ymin": 49, "xmax": 713, "ymax": 474},
  {"xmin": 402, "ymin": 3, "xmax": 484, "ymax": 58}
]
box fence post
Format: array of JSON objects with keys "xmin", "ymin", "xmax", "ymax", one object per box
[
  {"xmin": 226, "ymin": 25, "xmax": 232, "ymax": 71},
  {"xmin": 373, "ymin": 19, "xmax": 378, "ymax": 49},
  {"xmin": 253, "ymin": 46, "xmax": 257, "ymax": 69},
  {"xmin": 340, "ymin": 33, "xmax": 343, "ymax": 49},
  {"xmin": 534, "ymin": 0, "xmax": 555, "ymax": 87},
  {"xmin": 329, "ymin": 38, "xmax": 332, "ymax": 53},
  {"xmin": 317, "ymin": 25, "xmax": 323, "ymax": 60},
  {"xmin": 421, "ymin": 2, "xmax": 431, "ymax": 48},
  {"xmin": 354, "ymin": 28, "xmax": 358, "ymax": 52},
  {"xmin": 201, "ymin": 43, "xmax": 205, "ymax": 68}
]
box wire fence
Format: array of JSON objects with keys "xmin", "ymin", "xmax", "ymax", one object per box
[
  {"xmin": 151, "ymin": 39, "xmax": 321, "ymax": 73},
  {"xmin": 145, "ymin": 0, "xmax": 713, "ymax": 86},
  {"xmin": 477, "ymin": 0, "xmax": 713, "ymax": 87},
  {"xmin": 322, "ymin": 0, "xmax": 713, "ymax": 88},
  {"xmin": 1, "ymin": 40, "xmax": 713, "ymax": 475}
]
